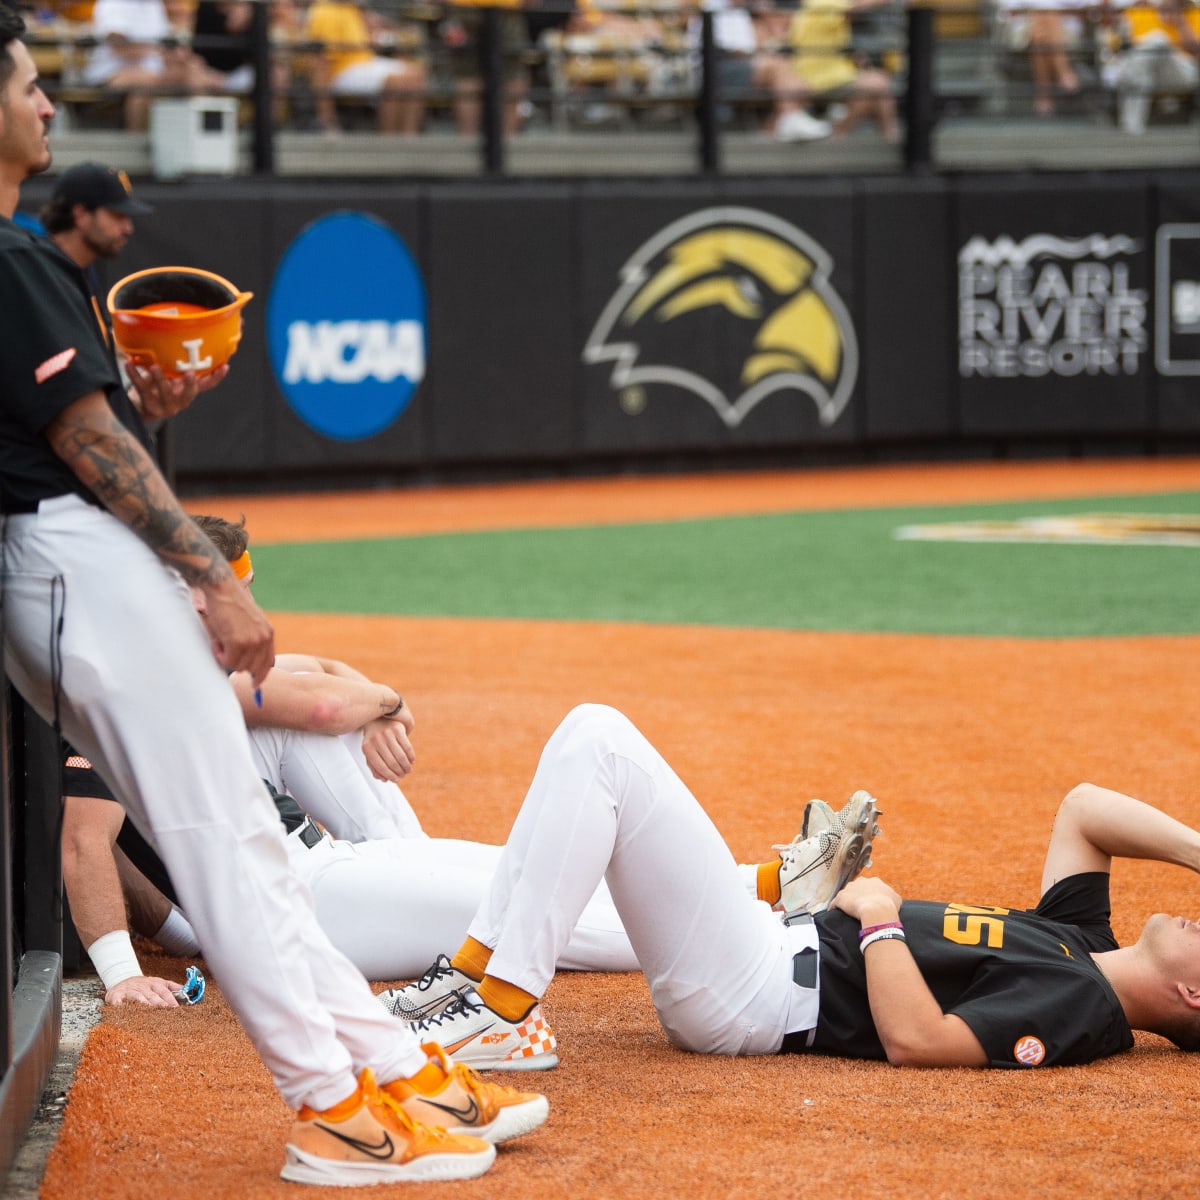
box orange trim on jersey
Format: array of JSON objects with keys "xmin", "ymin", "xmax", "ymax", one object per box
[{"xmin": 90, "ymin": 294, "xmax": 111, "ymax": 348}]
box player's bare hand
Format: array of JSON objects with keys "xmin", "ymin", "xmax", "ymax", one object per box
[
  {"xmin": 105, "ymin": 975, "xmax": 182, "ymax": 1007},
  {"xmin": 830, "ymin": 877, "xmax": 903, "ymax": 924},
  {"xmin": 361, "ymin": 718, "xmax": 416, "ymax": 782},
  {"xmin": 126, "ymin": 362, "xmax": 229, "ymax": 421},
  {"xmin": 203, "ymin": 577, "xmax": 275, "ymax": 685}
]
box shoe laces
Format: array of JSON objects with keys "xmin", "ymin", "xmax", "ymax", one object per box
[
  {"xmin": 413, "ymin": 954, "xmax": 456, "ymax": 992},
  {"xmin": 773, "ymin": 830, "xmax": 838, "ymax": 873},
  {"xmin": 369, "ymin": 1075, "xmax": 460, "ymax": 1146},
  {"xmin": 414, "ymin": 987, "xmax": 482, "ymax": 1034},
  {"xmin": 419, "ymin": 1041, "xmax": 510, "ymax": 1107}
]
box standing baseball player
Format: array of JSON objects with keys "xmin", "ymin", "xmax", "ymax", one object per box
[
  {"xmin": 40, "ymin": 161, "xmax": 150, "ymax": 281},
  {"xmin": 37, "ymin": 159, "xmax": 229, "ymax": 424},
  {"xmin": 386, "ymin": 704, "xmax": 1200, "ymax": 1071},
  {"xmin": 0, "ymin": 11, "xmax": 546, "ymax": 1183}
]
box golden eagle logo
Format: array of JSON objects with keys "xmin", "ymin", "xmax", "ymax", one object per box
[{"xmin": 584, "ymin": 207, "xmax": 858, "ymax": 428}]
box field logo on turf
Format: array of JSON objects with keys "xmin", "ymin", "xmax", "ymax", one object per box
[
  {"xmin": 958, "ymin": 234, "xmax": 1148, "ymax": 379},
  {"xmin": 895, "ymin": 514, "xmax": 1200, "ymax": 546},
  {"xmin": 267, "ymin": 212, "xmax": 426, "ymax": 441},
  {"xmin": 584, "ymin": 207, "xmax": 858, "ymax": 429}
]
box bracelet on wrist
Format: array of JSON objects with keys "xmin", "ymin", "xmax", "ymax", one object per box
[
  {"xmin": 858, "ymin": 921, "xmax": 904, "ymax": 941},
  {"xmin": 383, "ymin": 692, "xmax": 404, "ymax": 718},
  {"xmin": 860, "ymin": 928, "xmax": 907, "ymax": 954}
]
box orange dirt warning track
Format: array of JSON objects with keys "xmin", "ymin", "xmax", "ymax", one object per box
[{"xmin": 41, "ymin": 459, "xmax": 1200, "ymax": 1200}]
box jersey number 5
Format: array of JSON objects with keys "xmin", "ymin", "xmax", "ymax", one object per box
[{"xmin": 942, "ymin": 903, "xmax": 1008, "ymax": 948}]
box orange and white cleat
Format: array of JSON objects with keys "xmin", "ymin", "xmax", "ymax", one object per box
[
  {"xmin": 411, "ymin": 987, "xmax": 559, "ymax": 1071},
  {"xmin": 281, "ymin": 1068, "xmax": 495, "ymax": 1186},
  {"xmin": 385, "ymin": 1041, "xmax": 549, "ymax": 1142}
]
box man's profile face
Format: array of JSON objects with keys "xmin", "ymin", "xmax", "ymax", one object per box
[
  {"xmin": 76, "ymin": 204, "xmax": 135, "ymax": 259},
  {"xmin": 0, "ymin": 41, "xmax": 54, "ymax": 179}
]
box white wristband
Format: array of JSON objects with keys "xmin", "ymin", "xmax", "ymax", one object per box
[
  {"xmin": 87, "ymin": 930, "xmax": 143, "ymax": 992},
  {"xmin": 860, "ymin": 928, "xmax": 907, "ymax": 954}
]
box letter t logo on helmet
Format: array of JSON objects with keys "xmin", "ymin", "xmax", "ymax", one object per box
[{"xmin": 107, "ymin": 266, "xmax": 253, "ymax": 378}]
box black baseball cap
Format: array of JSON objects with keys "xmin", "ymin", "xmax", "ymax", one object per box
[{"xmin": 51, "ymin": 163, "xmax": 153, "ymax": 216}]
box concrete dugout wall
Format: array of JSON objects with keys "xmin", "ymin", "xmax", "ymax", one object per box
[{"xmin": 18, "ymin": 171, "xmax": 1200, "ymax": 487}]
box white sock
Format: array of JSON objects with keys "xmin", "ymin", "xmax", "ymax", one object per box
[{"xmin": 152, "ymin": 906, "xmax": 201, "ymax": 957}]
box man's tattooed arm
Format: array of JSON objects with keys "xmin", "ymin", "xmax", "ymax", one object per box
[{"xmin": 44, "ymin": 390, "xmax": 232, "ymax": 587}]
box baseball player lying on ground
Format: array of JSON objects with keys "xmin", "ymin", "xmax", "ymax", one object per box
[{"xmin": 380, "ymin": 703, "xmax": 1200, "ymax": 1070}]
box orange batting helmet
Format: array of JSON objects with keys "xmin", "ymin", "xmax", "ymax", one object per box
[{"xmin": 107, "ymin": 267, "xmax": 253, "ymax": 378}]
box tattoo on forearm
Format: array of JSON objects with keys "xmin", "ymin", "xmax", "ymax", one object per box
[{"xmin": 48, "ymin": 401, "xmax": 230, "ymax": 586}]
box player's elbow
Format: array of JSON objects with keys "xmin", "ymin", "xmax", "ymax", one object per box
[
  {"xmin": 304, "ymin": 693, "xmax": 353, "ymax": 734},
  {"xmin": 881, "ymin": 1036, "xmax": 940, "ymax": 1067},
  {"xmin": 879, "ymin": 1020, "xmax": 989, "ymax": 1068}
]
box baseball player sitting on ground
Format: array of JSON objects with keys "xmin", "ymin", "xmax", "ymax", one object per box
[
  {"xmin": 382, "ymin": 703, "xmax": 1200, "ymax": 1071},
  {"xmin": 61, "ymin": 513, "xmax": 431, "ymax": 1004},
  {"xmin": 66, "ymin": 513, "xmax": 863, "ymax": 1001}
]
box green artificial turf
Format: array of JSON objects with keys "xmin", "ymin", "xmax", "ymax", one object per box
[{"xmin": 250, "ymin": 491, "xmax": 1200, "ymax": 637}]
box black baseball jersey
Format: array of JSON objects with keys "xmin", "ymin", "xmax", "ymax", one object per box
[
  {"xmin": 803, "ymin": 872, "xmax": 1133, "ymax": 1067},
  {"xmin": 0, "ymin": 216, "xmax": 148, "ymax": 513}
]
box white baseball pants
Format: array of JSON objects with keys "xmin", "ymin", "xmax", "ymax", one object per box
[
  {"xmin": 248, "ymin": 723, "xmax": 426, "ymax": 842},
  {"xmin": 289, "ymin": 832, "xmax": 638, "ymax": 981},
  {"xmin": 1, "ymin": 498, "xmax": 428, "ymax": 1108},
  {"xmin": 472, "ymin": 704, "xmax": 820, "ymax": 1054}
]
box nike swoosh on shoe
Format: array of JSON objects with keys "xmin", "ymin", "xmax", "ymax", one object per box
[
  {"xmin": 443, "ymin": 1023, "xmax": 501, "ymax": 1056},
  {"xmin": 423, "ymin": 1097, "xmax": 481, "ymax": 1123},
  {"xmin": 314, "ymin": 1125, "xmax": 396, "ymax": 1160}
]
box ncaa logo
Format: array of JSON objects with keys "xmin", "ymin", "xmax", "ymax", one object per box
[
  {"xmin": 1013, "ymin": 1035, "xmax": 1046, "ymax": 1066},
  {"xmin": 267, "ymin": 211, "xmax": 426, "ymax": 441}
]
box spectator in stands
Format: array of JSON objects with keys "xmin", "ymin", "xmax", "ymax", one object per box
[
  {"xmin": 440, "ymin": 0, "xmax": 531, "ymax": 136},
  {"xmin": 1100, "ymin": 0, "xmax": 1200, "ymax": 132},
  {"xmin": 82, "ymin": 0, "xmax": 226, "ymax": 130},
  {"xmin": 191, "ymin": 0, "xmax": 256, "ymax": 92},
  {"xmin": 692, "ymin": 0, "xmax": 832, "ymax": 141},
  {"xmin": 303, "ymin": 0, "xmax": 427, "ymax": 134},
  {"xmin": 788, "ymin": 0, "xmax": 898, "ymax": 141},
  {"xmin": 191, "ymin": 0, "xmax": 295, "ymax": 122},
  {"xmin": 997, "ymin": 0, "xmax": 1087, "ymax": 115}
]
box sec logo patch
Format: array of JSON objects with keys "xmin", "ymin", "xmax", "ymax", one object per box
[{"xmin": 1013, "ymin": 1035, "xmax": 1046, "ymax": 1066}]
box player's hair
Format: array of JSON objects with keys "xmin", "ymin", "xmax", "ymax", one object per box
[
  {"xmin": 1158, "ymin": 1009, "xmax": 1200, "ymax": 1053},
  {"xmin": 40, "ymin": 194, "xmax": 81, "ymax": 235},
  {"xmin": 0, "ymin": 6, "xmax": 27, "ymax": 94},
  {"xmin": 190, "ymin": 513, "xmax": 250, "ymax": 564}
]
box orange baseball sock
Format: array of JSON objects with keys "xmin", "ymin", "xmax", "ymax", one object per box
[
  {"xmin": 450, "ymin": 937, "xmax": 491, "ymax": 982},
  {"xmin": 757, "ymin": 859, "xmax": 783, "ymax": 906},
  {"xmin": 477, "ymin": 976, "xmax": 539, "ymax": 1023}
]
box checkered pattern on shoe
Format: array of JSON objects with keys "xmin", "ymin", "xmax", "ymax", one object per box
[
  {"xmin": 413, "ymin": 987, "xmax": 559, "ymax": 1071},
  {"xmin": 512, "ymin": 1010, "xmax": 557, "ymax": 1062}
]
